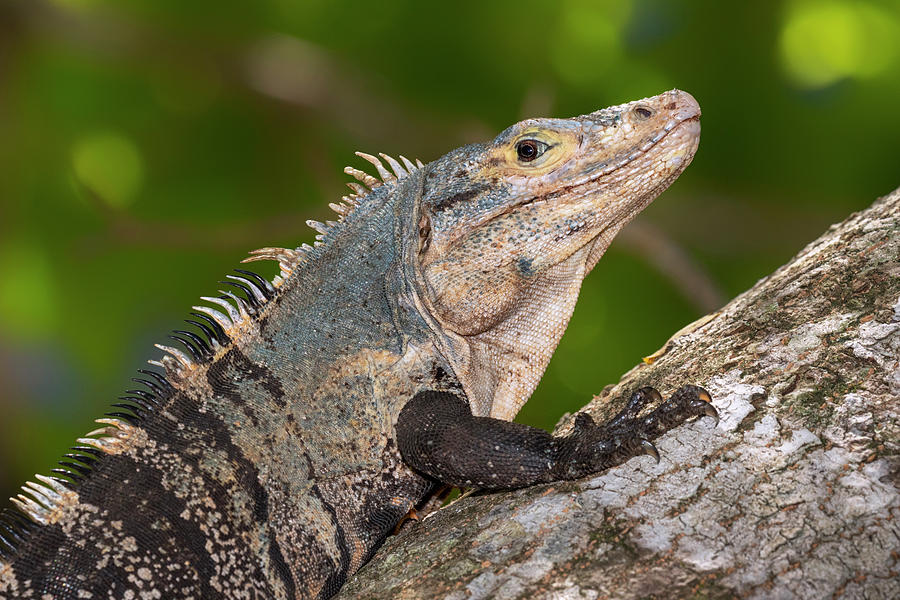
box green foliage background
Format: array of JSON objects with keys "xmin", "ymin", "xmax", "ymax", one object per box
[{"xmin": 1, "ymin": 0, "xmax": 899, "ymax": 502}]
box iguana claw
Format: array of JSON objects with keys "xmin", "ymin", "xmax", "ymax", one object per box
[
  {"xmin": 641, "ymin": 440, "xmax": 661, "ymax": 463},
  {"xmin": 580, "ymin": 384, "xmax": 716, "ymax": 473}
]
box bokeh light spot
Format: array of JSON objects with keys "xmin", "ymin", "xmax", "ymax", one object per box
[
  {"xmin": 551, "ymin": 0, "xmax": 632, "ymax": 85},
  {"xmin": 72, "ymin": 132, "xmax": 144, "ymax": 208},
  {"xmin": 779, "ymin": 0, "xmax": 900, "ymax": 89}
]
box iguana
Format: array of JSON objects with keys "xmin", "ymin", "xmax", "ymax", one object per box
[{"xmin": 0, "ymin": 89, "xmax": 714, "ymax": 599}]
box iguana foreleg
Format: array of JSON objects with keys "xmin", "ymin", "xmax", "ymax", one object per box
[{"xmin": 396, "ymin": 386, "xmax": 717, "ymax": 490}]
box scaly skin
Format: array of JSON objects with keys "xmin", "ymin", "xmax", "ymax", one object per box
[{"xmin": 0, "ymin": 89, "xmax": 704, "ymax": 599}]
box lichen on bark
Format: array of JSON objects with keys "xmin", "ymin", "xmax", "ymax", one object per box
[{"xmin": 338, "ymin": 188, "xmax": 900, "ymax": 600}]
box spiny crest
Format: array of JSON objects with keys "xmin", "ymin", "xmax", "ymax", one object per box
[
  {"xmin": 9, "ymin": 476, "xmax": 77, "ymax": 527},
  {"xmin": 346, "ymin": 152, "xmax": 423, "ymax": 190},
  {"xmin": 0, "ymin": 419, "xmax": 147, "ymax": 558},
  {"xmin": 0, "ymin": 382, "xmax": 161, "ymax": 559},
  {"xmin": 0, "ymin": 151, "xmax": 424, "ymax": 561},
  {"xmin": 151, "ymin": 268, "xmax": 276, "ymax": 377},
  {"xmin": 334, "ymin": 151, "xmax": 423, "ymax": 234},
  {"xmin": 0, "ymin": 415, "xmax": 147, "ymax": 557},
  {"xmin": 242, "ymin": 151, "xmax": 424, "ymax": 287},
  {"xmin": 0, "ymin": 267, "xmax": 277, "ymax": 561}
]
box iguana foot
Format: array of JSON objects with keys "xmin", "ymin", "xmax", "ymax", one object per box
[
  {"xmin": 396, "ymin": 386, "xmax": 716, "ymax": 491},
  {"xmin": 558, "ymin": 385, "xmax": 717, "ymax": 477}
]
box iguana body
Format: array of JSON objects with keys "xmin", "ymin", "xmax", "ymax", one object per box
[{"xmin": 0, "ymin": 89, "xmax": 710, "ymax": 599}]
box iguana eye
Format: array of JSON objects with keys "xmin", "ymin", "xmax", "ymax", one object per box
[{"xmin": 515, "ymin": 139, "xmax": 548, "ymax": 163}]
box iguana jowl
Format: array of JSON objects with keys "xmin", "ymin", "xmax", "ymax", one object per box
[{"xmin": 0, "ymin": 89, "xmax": 713, "ymax": 599}]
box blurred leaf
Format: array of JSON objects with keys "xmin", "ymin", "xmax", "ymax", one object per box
[
  {"xmin": 551, "ymin": 0, "xmax": 631, "ymax": 85},
  {"xmin": 779, "ymin": 0, "xmax": 900, "ymax": 89}
]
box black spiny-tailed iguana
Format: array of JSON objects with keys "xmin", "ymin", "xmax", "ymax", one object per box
[{"xmin": 0, "ymin": 89, "xmax": 715, "ymax": 599}]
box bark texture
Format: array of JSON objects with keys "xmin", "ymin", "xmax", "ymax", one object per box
[{"xmin": 337, "ymin": 188, "xmax": 900, "ymax": 600}]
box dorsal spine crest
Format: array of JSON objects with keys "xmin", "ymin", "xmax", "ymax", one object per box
[{"xmin": 0, "ymin": 146, "xmax": 424, "ymax": 568}]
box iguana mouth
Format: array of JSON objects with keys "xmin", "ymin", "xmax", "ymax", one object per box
[{"xmin": 585, "ymin": 113, "xmax": 700, "ymax": 184}]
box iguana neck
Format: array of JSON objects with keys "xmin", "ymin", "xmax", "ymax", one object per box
[{"xmin": 261, "ymin": 171, "xmax": 435, "ymax": 388}]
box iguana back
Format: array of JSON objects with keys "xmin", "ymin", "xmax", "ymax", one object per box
[{"xmin": 0, "ymin": 89, "xmax": 707, "ymax": 599}]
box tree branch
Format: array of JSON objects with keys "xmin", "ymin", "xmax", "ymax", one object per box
[{"xmin": 338, "ymin": 188, "xmax": 900, "ymax": 600}]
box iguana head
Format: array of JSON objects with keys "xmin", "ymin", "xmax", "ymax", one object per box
[{"xmin": 412, "ymin": 89, "xmax": 701, "ymax": 419}]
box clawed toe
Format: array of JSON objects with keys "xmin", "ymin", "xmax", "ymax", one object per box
[
  {"xmin": 572, "ymin": 411, "xmax": 598, "ymax": 433},
  {"xmin": 609, "ymin": 386, "xmax": 663, "ymax": 428},
  {"xmin": 679, "ymin": 385, "xmax": 719, "ymax": 427},
  {"xmin": 640, "ymin": 439, "xmax": 660, "ymax": 463},
  {"xmin": 637, "ymin": 386, "xmax": 663, "ymax": 404},
  {"xmin": 630, "ymin": 386, "xmax": 662, "ymax": 409},
  {"xmin": 572, "ymin": 384, "xmax": 718, "ymax": 475},
  {"xmin": 701, "ymin": 402, "xmax": 719, "ymax": 426}
]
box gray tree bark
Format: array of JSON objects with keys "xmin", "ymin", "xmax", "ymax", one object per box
[{"xmin": 337, "ymin": 188, "xmax": 900, "ymax": 600}]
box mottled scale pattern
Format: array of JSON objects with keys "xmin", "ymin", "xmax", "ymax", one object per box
[
  {"xmin": 1, "ymin": 336, "xmax": 437, "ymax": 599},
  {"xmin": 1, "ymin": 172, "xmax": 443, "ymax": 599}
]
